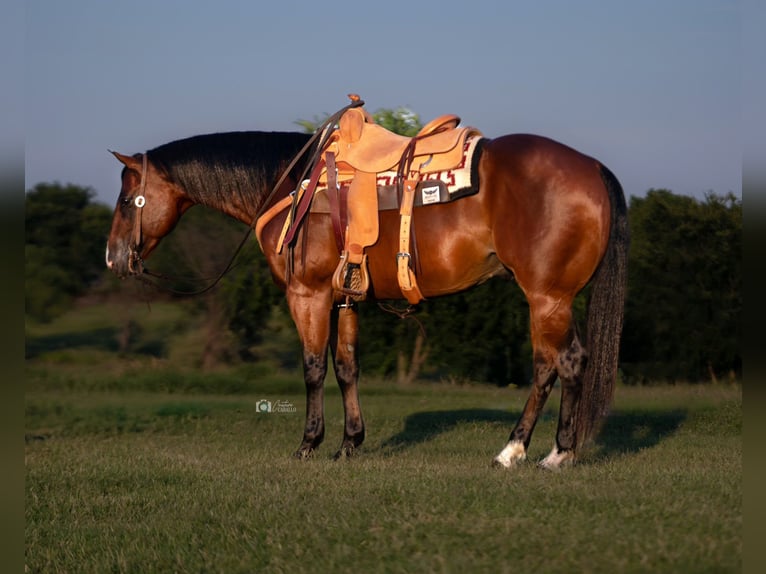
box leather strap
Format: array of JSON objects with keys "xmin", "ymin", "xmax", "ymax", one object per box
[
  {"xmin": 324, "ymin": 152, "xmax": 344, "ymax": 254},
  {"xmin": 397, "ymin": 178, "xmax": 425, "ymax": 304},
  {"xmin": 282, "ymin": 158, "xmax": 325, "ymax": 248},
  {"xmin": 128, "ymin": 153, "xmax": 149, "ymax": 274},
  {"xmin": 339, "ymin": 184, "xmax": 349, "ymax": 238}
]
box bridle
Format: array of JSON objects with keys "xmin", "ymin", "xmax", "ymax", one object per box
[
  {"xmin": 123, "ymin": 149, "xmax": 267, "ymax": 296},
  {"xmin": 123, "ymin": 96, "xmax": 365, "ymax": 295},
  {"xmin": 127, "ymin": 153, "xmax": 148, "ymax": 275}
]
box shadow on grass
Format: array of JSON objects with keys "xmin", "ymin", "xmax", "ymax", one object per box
[
  {"xmin": 25, "ymin": 327, "xmax": 167, "ymax": 359},
  {"xmin": 377, "ymin": 407, "xmax": 687, "ymax": 460},
  {"xmin": 378, "ymin": 408, "xmax": 520, "ymax": 453},
  {"xmin": 25, "ymin": 327, "xmax": 121, "ymax": 358},
  {"xmin": 592, "ymin": 408, "xmax": 687, "ymax": 460}
]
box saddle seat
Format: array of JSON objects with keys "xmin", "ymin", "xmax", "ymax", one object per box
[{"xmin": 324, "ymin": 107, "xmax": 471, "ymax": 179}]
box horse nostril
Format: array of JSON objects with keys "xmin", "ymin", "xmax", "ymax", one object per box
[{"xmin": 105, "ymin": 246, "xmax": 113, "ymax": 269}]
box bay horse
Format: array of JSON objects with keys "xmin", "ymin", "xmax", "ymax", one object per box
[{"xmin": 105, "ymin": 115, "xmax": 628, "ymax": 469}]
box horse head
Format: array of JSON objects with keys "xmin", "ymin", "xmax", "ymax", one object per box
[{"xmin": 105, "ymin": 151, "xmax": 193, "ymax": 278}]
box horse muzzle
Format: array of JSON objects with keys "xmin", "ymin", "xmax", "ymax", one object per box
[
  {"xmin": 128, "ymin": 247, "xmax": 145, "ymax": 275},
  {"xmin": 105, "ymin": 244, "xmax": 144, "ymax": 278}
]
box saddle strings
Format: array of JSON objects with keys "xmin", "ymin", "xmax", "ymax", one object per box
[{"xmin": 377, "ymin": 301, "xmax": 427, "ymax": 339}]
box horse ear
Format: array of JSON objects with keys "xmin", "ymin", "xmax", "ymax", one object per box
[{"xmin": 109, "ymin": 150, "xmax": 142, "ymax": 170}]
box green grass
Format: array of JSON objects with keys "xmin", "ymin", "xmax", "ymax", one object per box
[
  {"xmin": 25, "ymin": 303, "xmax": 742, "ymax": 572},
  {"xmin": 26, "ymin": 377, "xmax": 741, "ymax": 573}
]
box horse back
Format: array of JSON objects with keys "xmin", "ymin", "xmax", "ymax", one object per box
[{"xmin": 261, "ymin": 133, "xmax": 613, "ymax": 302}]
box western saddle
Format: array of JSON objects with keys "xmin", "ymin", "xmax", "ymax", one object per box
[{"xmin": 275, "ymin": 95, "xmax": 483, "ymax": 304}]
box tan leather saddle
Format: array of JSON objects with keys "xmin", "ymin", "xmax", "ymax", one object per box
[
  {"xmin": 328, "ymin": 106, "xmax": 468, "ymax": 175},
  {"xmin": 273, "ymin": 97, "xmax": 482, "ymax": 304}
]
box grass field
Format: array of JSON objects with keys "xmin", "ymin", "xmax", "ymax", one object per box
[
  {"xmin": 26, "ymin": 370, "xmax": 741, "ymax": 573},
  {"xmin": 25, "ymin": 302, "xmax": 742, "ymax": 572}
]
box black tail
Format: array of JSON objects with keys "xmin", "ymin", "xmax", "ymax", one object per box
[{"xmin": 574, "ymin": 164, "xmax": 629, "ymax": 454}]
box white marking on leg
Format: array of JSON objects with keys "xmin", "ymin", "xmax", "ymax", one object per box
[
  {"xmin": 539, "ymin": 445, "xmax": 575, "ymax": 470},
  {"xmin": 493, "ymin": 440, "xmax": 527, "ymax": 468}
]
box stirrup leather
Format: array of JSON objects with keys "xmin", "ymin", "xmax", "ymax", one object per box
[{"xmin": 397, "ymin": 179, "xmax": 425, "ymax": 304}]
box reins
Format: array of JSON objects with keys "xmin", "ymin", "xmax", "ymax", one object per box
[{"xmin": 133, "ymin": 98, "xmax": 365, "ymax": 297}]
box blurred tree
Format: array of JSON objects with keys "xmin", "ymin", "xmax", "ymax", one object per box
[
  {"xmin": 138, "ymin": 205, "xmax": 275, "ymax": 367},
  {"xmin": 621, "ymin": 190, "xmax": 741, "ymax": 383},
  {"xmin": 220, "ymin": 233, "xmax": 285, "ymax": 360},
  {"xmin": 370, "ymin": 107, "xmax": 422, "ymax": 137},
  {"xmin": 25, "ymin": 183, "xmax": 112, "ymax": 322},
  {"xmin": 295, "ymin": 106, "xmax": 422, "ymax": 137}
]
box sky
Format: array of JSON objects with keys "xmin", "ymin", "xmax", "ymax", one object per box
[{"xmin": 23, "ymin": 0, "xmax": 745, "ymax": 208}]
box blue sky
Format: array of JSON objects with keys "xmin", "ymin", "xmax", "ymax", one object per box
[{"xmin": 24, "ymin": 0, "xmax": 743, "ymax": 207}]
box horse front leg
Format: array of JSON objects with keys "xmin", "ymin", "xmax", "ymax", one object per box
[
  {"xmin": 287, "ymin": 286, "xmax": 333, "ymax": 459},
  {"xmin": 330, "ymin": 302, "xmax": 365, "ymax": 459},
  {"xmin": 294, "ymin": 348, "xmax": 328, "ymax": 458}
]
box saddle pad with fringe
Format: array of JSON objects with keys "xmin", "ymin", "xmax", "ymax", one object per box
[
  {"xmin": 313, "ymin": 135, "xmax": 486, "ymax": 213},
  {"xmin": 254, "ymin": 136, "xmax": 486, "ymax": 251}
]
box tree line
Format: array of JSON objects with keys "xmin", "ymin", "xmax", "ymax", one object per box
[
  {"xmin": 25, "ymin": 108, "xmax": 741, "ymax": 384},
  {"xmin": 25, "ymin": 180, "xmax": 741, "ymax": 385}
]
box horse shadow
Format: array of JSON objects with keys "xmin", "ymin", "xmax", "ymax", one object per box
[
  {"xmin": 376, "ymin": 406, "xmax": 687, "ymax": 461},
  {"xmin": 378, "ymin": 408, "xmax": 519, "ymax": 452},
  {"xmin": 591, "ymin": 408, "xmax": 687, "ymax": 461}
]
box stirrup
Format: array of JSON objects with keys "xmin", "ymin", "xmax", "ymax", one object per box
[{"xmin": 332, "ymin": 253, "xmax": 369, "ymax": 301}]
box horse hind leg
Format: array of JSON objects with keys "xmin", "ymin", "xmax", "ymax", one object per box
[
  {"xmin": 539, "ymin": 331, "xmax": 587, "ymax": 470},
  {"xmin": 493, "ymin": 355, "xmax": 558, "ymax": 468},
  {"xmin": 493, "ymin": 293, "xmax": 576, "ymax": 469}
]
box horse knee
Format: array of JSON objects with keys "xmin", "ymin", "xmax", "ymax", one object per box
[
  {"xmin": 334, "ymin": 357, "xmax": 359, "ymax": 386},
  {"xmin": 303, "ymin": 352, "xmax": 327, "ymax": 385}
]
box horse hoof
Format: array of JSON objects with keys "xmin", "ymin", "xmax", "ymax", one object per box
[
  {"xmin": 333, "ymin": 446, "xmax": 355, "ymax": 460},
  {"xmin": 492, "ymin": 456, "xmax": 520, "ymax": 469},
  {"xmin": 492, "ymin": 440, "xmax": 527, "ymax": 469},
  {"xmin": 538, "ymin": 447, "xmax": 575, "ymax": 471},
  {"xmin": 292, "ymin": 448, "xmax": 315, "ymax": 460}
]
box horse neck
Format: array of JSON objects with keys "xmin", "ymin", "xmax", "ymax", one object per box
[
  {"xmin": 192, "ymin": 189, "xmax": 261, "ymax": 226},
  {"xmin": 183, "ymin": 170, "xmax": 289, "ymax": 227},
  {"xmin": 150, "ymin": 132, "xmax": 308, "ymax": 227}
]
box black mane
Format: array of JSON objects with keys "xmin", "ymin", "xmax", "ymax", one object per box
[{"xmin": 146, "ymin": 131, "xmax": 312, "ymax": 213}]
